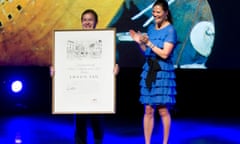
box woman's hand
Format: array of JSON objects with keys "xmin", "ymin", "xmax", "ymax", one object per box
[
  {"xmin": 129, "ymin": 29, "xmax": 150, "ymax": 45},
  {"xmin": 129, "ymin": 29, "xmax": 142, "ymax": 44},
  {"xmin": 140, "ymin": 34, "xmax": 149, "ymax": 44}
]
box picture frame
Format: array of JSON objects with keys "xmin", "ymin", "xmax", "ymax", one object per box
[{"xmin": 52, "ymin": 28, "xmax": 116, "ymax": 114}]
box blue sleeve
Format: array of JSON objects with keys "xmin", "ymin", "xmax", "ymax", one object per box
[{"xmin": 165, "ymin": 26, "xmax": 177, "ymax": 45}]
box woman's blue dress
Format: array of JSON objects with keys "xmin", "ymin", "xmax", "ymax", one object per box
[{"xmin": 139, "ymin": 24, "xmax": 177, "ymax": 107}]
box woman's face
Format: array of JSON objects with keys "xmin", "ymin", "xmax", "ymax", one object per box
[
  {"xmin": 152, "ymin": 5, "xmax": 168, "ymax": 25},
  {"xmin": 81, "ymin": 13, "xmax": 97, "ymax": 29}
]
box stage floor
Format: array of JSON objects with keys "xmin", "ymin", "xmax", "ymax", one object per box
[{"xmin": 0, "ymin": 113, "xmax": 239, "ymax": 144}]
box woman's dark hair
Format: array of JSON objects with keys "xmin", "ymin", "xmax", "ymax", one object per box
[
  {"xmin": 153, "ymin": 0, "xmax": 173, "ymax": 24},
  {"xmin": 81, "ymin": 9, "xmax": 98, "ymax": 23}
]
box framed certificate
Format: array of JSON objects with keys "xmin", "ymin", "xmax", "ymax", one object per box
[{"xmin": 52, "ymin": 28, "xmax": 116, "ymax": 114}]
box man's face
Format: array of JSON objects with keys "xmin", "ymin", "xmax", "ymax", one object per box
[{"xmin": 81, "ymin": 13, "xmax": 97, "ymax": 29}]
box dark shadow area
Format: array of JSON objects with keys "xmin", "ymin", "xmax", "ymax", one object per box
[
  {"xmin": 0, "ymin": 66, "xmax": 52, "ymax": 115},
  {"xmin": 1, "ymin": 66, "xmax": 240, "ymax": 119}
]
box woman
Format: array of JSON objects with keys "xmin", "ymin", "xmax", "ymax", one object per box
[{"xmin": 129, "ymin": 0, "xmax": 177, "ymax": 144}]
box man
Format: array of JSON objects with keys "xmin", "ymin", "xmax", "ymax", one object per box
[{"xmin": 75, "ymin": 9, "xmax": 119, "ymax": 144}]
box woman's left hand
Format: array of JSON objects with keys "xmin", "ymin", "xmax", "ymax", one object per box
[{"xmin": 140, "ymin": 34, "xmax": 149, "ymax": 44}]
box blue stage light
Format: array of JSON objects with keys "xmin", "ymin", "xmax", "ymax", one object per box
[{"xmin": 11, "ymin": 80, "xmax": 23, "ymax": 93}]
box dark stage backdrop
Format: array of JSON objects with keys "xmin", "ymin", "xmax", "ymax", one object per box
[
  {"xmin": 0, "ymin": 0, "xmax": 240, "ymax": 69},
  {"xmin": 205, "ymin": 0, "xmax": 240, "ymax": 69},
  {"xmin": 113, "ymin": 0, "xmax": 240, "ymax": 69},
  {"xmin": 114, "ymin": 0, "xmax": 215, "ymax": 69}
]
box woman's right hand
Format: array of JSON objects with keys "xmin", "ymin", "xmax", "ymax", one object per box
[{"xmin": 129, "ymin": 29, "xmax": 142, "ymax": 44}]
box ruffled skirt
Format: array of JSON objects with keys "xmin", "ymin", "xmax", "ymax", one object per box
[{"xmin": 139, "ymin": 60, "xmax": 176, "ymax": 107}]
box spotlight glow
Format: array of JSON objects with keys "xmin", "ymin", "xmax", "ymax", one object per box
[{"xmin": 11, "ymin": 80, "xmax": 23, "ymax": 93}]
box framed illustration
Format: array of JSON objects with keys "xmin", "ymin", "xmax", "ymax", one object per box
[{"xmin": 52, "ymin": 28, "xmax": 116, "ymax": 114}]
